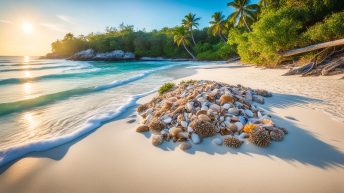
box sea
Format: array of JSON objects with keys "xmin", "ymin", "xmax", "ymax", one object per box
[{"xmin": 0, "ymin": 56, "xmax": 202, "ymax": 166}]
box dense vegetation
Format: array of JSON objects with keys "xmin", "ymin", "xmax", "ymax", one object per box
[{"xmin": 47, "ymin": 0, "xmax": 344, "ymax": 65}]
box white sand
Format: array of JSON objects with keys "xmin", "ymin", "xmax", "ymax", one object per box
[{"xmin": 1, "ymin": 62, "xmax": 344, "ymax": 193}]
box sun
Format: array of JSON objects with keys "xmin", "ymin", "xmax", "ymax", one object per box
[{"xmin": 22, "ymin": 22, "xmax": 34, "ymax": 34}]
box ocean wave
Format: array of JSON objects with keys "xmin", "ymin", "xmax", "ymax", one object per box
[
  {"xmin": 0, "ymin": 67, "xmax": 164, "ymax": 116},
  {"xmin": 0, "ymin": 65, "xmax": 75, "ymax": 72},
  {"xmin": 0, "ymin": 62, "xmax": 56, "ymax": 66},
  {"xmin": 0, "ymin": 90, "xmax": 155, "ymax": 167}
]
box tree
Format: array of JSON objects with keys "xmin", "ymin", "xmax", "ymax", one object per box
[
  {"xmin": 182, "ymin": 13, "xmax": 201, "ymax": 45},
  {"xmin": 173, "ymin": 27, "xmax": 196, "ymax": 59},
  {"xmin": 227, "ymin": 0, "xmax": 260, "ymax": 32},
  {"xmin": 209, "ymin": 12, "xmax": 228, "ymax": 42}
]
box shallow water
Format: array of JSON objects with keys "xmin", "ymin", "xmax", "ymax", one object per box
[{"xmin": 0, "ymin": 56, "xmax": 204, "ymax": 165}]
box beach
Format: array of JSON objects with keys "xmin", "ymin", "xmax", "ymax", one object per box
[{"xmin": 1, "ymin": 61, "xmax": 344, "ymax": 193}]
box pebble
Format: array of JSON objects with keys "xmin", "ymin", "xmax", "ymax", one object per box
[
  {"xmin": 179, "ymin": 142, "xmax": 191, "ymax": 150},
  {"xmin": 163, "ymin": 116, "xmax": 172, "ymax": 124},
  {"xmin": 244, "ymin": 109, "xmax": 254, "ymax": 117},
  {"xmin": 151, "ymin": 135, "xmax": 163, "ymax": 146},
  {"xmin": 212, "ymin": 138, "xmax": 223, "ymax": 145},
  {"xmin": 191, "ymin": 133, "xmax": 201, "ymax": 144}
]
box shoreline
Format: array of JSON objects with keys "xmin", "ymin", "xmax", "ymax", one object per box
[{"xmin": 1, "ymin": 61, "xmax": 344, "ymax": 193}]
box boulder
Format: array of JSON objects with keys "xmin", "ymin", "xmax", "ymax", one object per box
[{"xmin": 68, "ymin": 49, "xmax": 135, "ymax": 61}]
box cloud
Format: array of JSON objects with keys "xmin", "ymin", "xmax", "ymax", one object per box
[
  {"xmin": 56, "ymin": 15, "xmax": 74, "ymax": 24},
  {"xmin": 0, "ymin": 19, "xmax": 12, "ymax": 24},
  {"xmin": 40, "ymin": 22, "xmax": 67, "ymax": 32}
]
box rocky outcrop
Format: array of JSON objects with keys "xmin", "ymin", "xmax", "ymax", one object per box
[{"xmin": 67, "ymin": 49, "xmax": 135, "ymax": 61}]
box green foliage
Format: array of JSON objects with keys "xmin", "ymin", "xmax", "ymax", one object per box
[
  {"xmin": 230, "ymin": 0, "xmax": 344, "ymax": 66},
  {"xmin": 158, "ymin": 82, "xmax": 175, "ymax": 95},
  {"xmin": 196, "ymin": 42, "xmax": 237, "ymax": 60},
  {"xmin": 304, "ymin": 11, "xmax": 344, "ymax": 43}
]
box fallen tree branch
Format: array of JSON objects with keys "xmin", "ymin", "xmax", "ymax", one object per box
[
  {"xmin": 321, "ymin": 57, "xmax": 344, "ymax": 76},
  {"xmin": 280, "ymin": 39, "xmax": 344, "ymax": 57}
]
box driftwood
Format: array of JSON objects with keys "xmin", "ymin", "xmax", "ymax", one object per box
[
  {"xmin": 280, "ymin": 39, "xmax": 344, "ymax": 57},
  {"xmin": 282, "ymin": 39, "xmax": 344, "ymax": 76}
]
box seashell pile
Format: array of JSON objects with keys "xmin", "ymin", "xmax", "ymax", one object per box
[{"xmin": 136, "ymin": 80, "xmax": 288, "ymax": 150}]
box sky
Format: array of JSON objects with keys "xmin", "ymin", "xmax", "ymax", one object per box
[{"xmin": 0, "ymin": 0, "xmax": 236, "ymax": 56}]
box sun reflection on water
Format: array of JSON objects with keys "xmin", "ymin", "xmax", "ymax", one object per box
[
  {"xmin": 23, "ymin": 112, "xmax": 37, "ymax": 130},
  {"xmin": 24, "ymin": 56, "xmax": 30, "ymax": 63},
  {"xmin": 24, "ymin": 71, "xmax": 32, "ymax": 78},
  {"xmin": 23, "ymin": 82, "xmax": 32, "ymax": 94}
]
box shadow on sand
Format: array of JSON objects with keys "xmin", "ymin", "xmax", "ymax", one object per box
[
  {"xmin": 1, "ymin": 84, "xmax": 343, "ymax": 174},
  {"xmin": 156, "ymin": 93, "xmax": 344, "ymax": 169}
]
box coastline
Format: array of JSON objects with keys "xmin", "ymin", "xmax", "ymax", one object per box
[{"xmin": 1, "ymin": 61, "xmax": 344, "ymax": 193}]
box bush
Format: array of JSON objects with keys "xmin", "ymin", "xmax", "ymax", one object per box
[
  {"xmin": 304, "ymin": 11, "xmax": 344, "ymax": 43},
  {"xmin": 158, "ymin": 82, "xmax": 175, "ymax": 95}
]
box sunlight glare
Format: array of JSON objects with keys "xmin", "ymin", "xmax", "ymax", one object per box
[
  {"xmin": 23, "ymin": 112, "xmax": 36, "ymax": 130},
  {"xmin": 22, "ymin": 22, "xmax": 34, "ymax": 34}
]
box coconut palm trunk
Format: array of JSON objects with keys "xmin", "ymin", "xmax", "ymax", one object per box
[
  {"xmin": 219, "ymin": 31, "xmax": 227, "ymax": 42},
  {"xmin": 242, "ymin": 15, "xmax": 252, "ymax": 32},
  {"xmin": 182, "ymin": 41, "xmax": 196, "ymax": 60},
  {"xmin": 190, "ymin": 27, "xmax": 197, "ymax": 45}
]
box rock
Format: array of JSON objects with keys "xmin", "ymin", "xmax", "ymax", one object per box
[
  {"xmin": 222, "ymin": 103, "xmax": 231, "ymax": 109},
  {"xmin": 212, "ymin": 138, "xmax": 223, "ymax": 145},
  {"xmin": 68, "ymin": 49, "xmax": 95, "ymax": 60},
  {"xmin": 238, "ymin": 116, "xmax": 247, "ymax": 124},
  {"xmin": 244, "ymin": 109, "xmax": 254, "ymax": 117},
  {"xmin": 227, "ymin": 108, "xmax": 240, "ymax": 115},
  {"xmin": 234, "ymin": 122, "xmax": 244, "ymax": 131},
  {"xmin": 152, "ymin": 135, "xmax": 163, "ymax": 146},
  {"xmin": 179, "ymin": 142, "xmax": 191, "ymax": 151},
  {"xmin": 136, "ymin": 125, "xmax": 149, "ymax": 133},
  {"xmin": 191, "ymin": 133, "xmax": 201, "ymax": 144},
  {"xmin": 209, "ymin": 104, "xmax": 221, "ymax": 112},
  {"xmin": 245, "ymin": 91, "xmax": 253, "ymax": 102},
  {"xmin": 163, "ymin": 116, "xmax": 172, "ymax": 124},
  {"xmin": 187, "ymin": 127, "xmax": 194, "ymax": 133},
  {"xmin": 68, "ymin": 49, "xmax": 135, "ymax": 61},
  {"xmin": 181, "ymin": 121, "xmax": 188, "ymax": 128},
  {"xmin": 210, "ymin": 89, "xmax": 219, "ymax": 96},
  {"xmin": 170, "ymin": 127, "xmax": 183, "ymax": 138},
  {"xmin": 197, "ymin": 114, "xmax": 211, "ymax": 122},
  {"xmin": 253, "ymin": 95, "xmax": 264, "ymax": 104},
  {"xmin": 220, "ymin": 95, "xmax": 234, "ymax": 105}
]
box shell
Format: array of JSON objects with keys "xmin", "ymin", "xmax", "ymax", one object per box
[
  {"xmin": 249, "ymin": 127, "xmax": 271, "ymax": 147},
  {"xmin": 148, "ymin": 119, "xmax": 165, "ymax": 134},
  {"xmin": 197, "ymin": 114, "xmax": 211, "ymax": 122},
  {"xmin": 189, "ymin": 119, "xmax": 216, "ymax": 138},
  {"xmin": 179, "ymin": 142, "xmax": 191, "ymax": 150},
  {"xmin": 151, "ymin": 135, "xmax": 163, "ymax": 146},
  {"xmin": 223, "ymin": 137, "xmax": 243, "ymax": 148},
  {"xmin": 170, "ymin": 127, "xmax": 183, "ymax": 138},
  {"xmin": 270, "ymin": 129, "xmax": 285, "ymax": 141},
  {"xmin": 136, "ymin": 125, "xmax": 149, "ymax": 133},
  {"xmin": 219, "ymin": 95, "xmax": 234, "ymax": 105}
]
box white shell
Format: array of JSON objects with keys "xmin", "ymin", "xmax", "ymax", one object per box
[
  {"xmin": 187, "ymin": 127, "xmax": 194, "ymax": 133},
  {"xmin": 181, "ymin": 121, "xmax": 188, "ymax": 128},
  {"xmin": 212, "ymin": 138, "xmax": 223, "ymax": 145},
  {"xmin": 163, "ymin": 116, "xmax": 172, "ymax": 124},
  {"xmin": 191, "ymin": 133, "xmax": 201, "ymax": 144}
]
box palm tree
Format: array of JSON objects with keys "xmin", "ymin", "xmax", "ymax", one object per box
[
  {"xmin": 227, "ymin": 0, "xmax": 259, "ymax": 32},
  {"xmin": 173, "ymin": 27, "xmax": 196, "ymax": 60},
  {"xmin": 182, "ymin": 13, "xmax": 201, "ymax": 45},
  {"xmin": 209, "ymin": 12, "xmax": 228, "ymax": 42}
]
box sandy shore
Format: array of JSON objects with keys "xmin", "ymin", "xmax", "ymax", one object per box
[{"xmin": 1, "ymin": 62, "xmax": 344, "ymax": 193}]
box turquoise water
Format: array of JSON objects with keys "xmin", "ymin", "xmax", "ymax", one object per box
[{"xmin": 0, "ymin": 56, "xmax": 200, "ymax": 165}]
